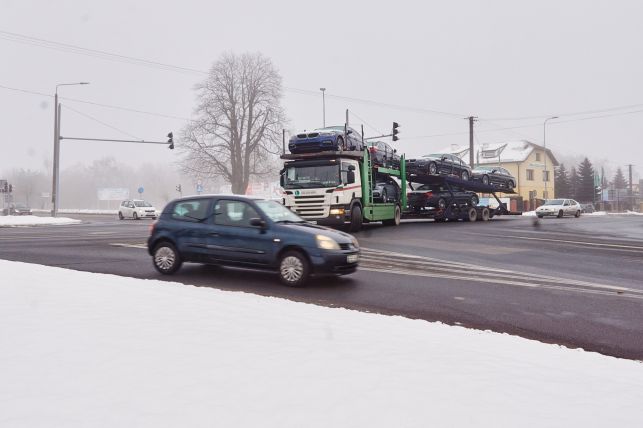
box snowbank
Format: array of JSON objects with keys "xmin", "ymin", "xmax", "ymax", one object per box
[
  {"xmin": 0, "ymin": 215, "xmax": 81, "ymax": 227},
  {"xmin": 32, "ymin": 208, "xmax": 118, "ymax": 215},
  {"xmin": 0, "ymin": 260, "xmax": 642, "ymax": 427},
  {"xmin": 521, "ymin": 210, "xmax": 536, "ymax": 216}
]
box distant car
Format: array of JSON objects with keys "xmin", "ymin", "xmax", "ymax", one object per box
[
  {"xmin": 147, "ymin": 195, "xmax": 359, "ymax": 286},
  {"xmin": 580, "ymin": 203, "xmax": 595, "ymax": 214},
  {"xmin": 406, "ymin": 153, "xmax": 472, "ymax": 181},
  {"xmin": 407, "ymin": 184, "xmax": 479, "ymax": 210},
  {"xmin": 472, "ymin": 165, "xmax": 516, "ymax": 190},
  {"xmin": 2, "ymin": 203, "xmax": 32, "ymax": 216},
  {"xmin": 289, "ymin": 126, "xmax": 364, "ymax": 154},
  {"xmin": 119, "ymin": 199, "xmax": 157, "ymax": 220},
  {"xmin": 367, "ymin": 141, "xmax": 400, "ymax": 168},
  {"xmin": 536, "ymin": 199, "xmax": 581, "ymax": 218},
  {"xmin": 372, "ymin": 177, "xmax": 400, "ymax": 203}
]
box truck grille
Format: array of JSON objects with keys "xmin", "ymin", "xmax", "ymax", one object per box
[{"xmin": 293, "ymin": 195, "xmax": 326, "ymax": 218}]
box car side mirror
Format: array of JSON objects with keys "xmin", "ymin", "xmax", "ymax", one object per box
[
  {"xmin": 441, "ymin": 156, "xmax": 447, "ymax": 161},
  {"xmin": 348, "ymin": 164, "xmax": 356, "ymax": 171},
  {"xmin": 347, "ymin": 170, "xmax": 356, "ymax": 184},
  {"xmin": 279, "ymin": 173, "xmax": 284, "ymax": 187},
  {"xmin": 393, "ymin": 149, "xmax": 397, "ymax": 153},
  {"xmin": 250, "ymin": 218, "xmax": 267, "ymax": 228},
  {"xmin": 346, "ymin": 129, "xmax": 353, "ymax": 135}
]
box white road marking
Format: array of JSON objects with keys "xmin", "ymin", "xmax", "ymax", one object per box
[{"xmin": 110, "ymin": 243, "xmax": 147, "ymax": 249}]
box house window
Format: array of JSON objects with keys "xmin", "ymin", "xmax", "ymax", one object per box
[
  {"xmin": 526, "ymin": 169, "xmax": 534, "ymax": 180},
  {"xmin": 543, "ymin": 190, "xmax": 549, "ymax": 199},
  {"xmin": 543, "ymin": 170, "xmax": 550, "ymax": 182},
  {"xmin": 528, "ymin": 190, "xmax": 537, "ymax": 200},
  {"xmin": 536, "ymin": 152, "xmax": 541, "ymax": 162}
]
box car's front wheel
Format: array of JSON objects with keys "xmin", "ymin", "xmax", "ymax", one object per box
[
  {"xmin": 428, "ymin": 162, "xmax": 438, "ymax": 175},
  {"xmin": 279, "ymin": 250, "xmax": 310, "ymax": 287},
  {"xmin": 118, "ymin": 212, "xmax": 124, "ymax": 220},
  {"xmin": 507, "ymin": 180, "xmax": 515, "ymax": 189},
  {"xmin": 482, "ymin": 175, "xmax": 489, "ymax": 185},
  {"xmin": 336, "ymin": 136, "xmax": 344, "ymax": 151},
  {"xmin": 461, "ymin": 170, "xmax": 470, "ymax": 181},
  {"xmin": 437, "ymin": 198, "xmax": 447, "ymax": 210},
  {"xmin": 469, "ymin": 194, "xmax": 479, "ymax": 206},
  {"xmin": 153, "ymin": 242, "xmax": 182, "ymax": 275},
  {"xmin": 133, "ymin": 212, "xmax": 139, "ymax": 220},
  {"xmin": 557, "ymin": 210, "xmax": 564, "ymax": 218},
  {"xmin": 575, "ymin": 210, "xmax": 581, "ymax": 218}
]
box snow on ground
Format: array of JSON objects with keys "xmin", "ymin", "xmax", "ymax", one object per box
[
  {"xmin": 0, "ymin": 215, "xmax": 81, "ymax": 227},
  {"xmin": 521, "ymin": 210, "xmax": 536, "ymax": 216},
  {"xmin": 1, "ymin": 260, "xmax": 642, "ymax": 428},
  {"xmin": 32, "ymin": 208, "xmax": 118, "ymax": 215}
]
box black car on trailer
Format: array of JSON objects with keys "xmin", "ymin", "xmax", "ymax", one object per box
[
  {"xmin": 406, "ymin": 153, "xmax": 472, "ymax": 181},
  {"xmin": 472, "ymin": 165, "xmax": 516, "ymax": 190}
]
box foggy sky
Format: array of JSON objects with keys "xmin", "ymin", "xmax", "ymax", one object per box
[{"xmin": 1, "ymin": 0, "xmax": 642, "ymax": 181}]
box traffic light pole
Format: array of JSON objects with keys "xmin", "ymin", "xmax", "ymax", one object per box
[{"xmin": 51, "ymin": 100, "xmax": 61, "ymax": 217}]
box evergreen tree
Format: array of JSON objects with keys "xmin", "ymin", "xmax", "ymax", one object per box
[
  {"xmin": 576, "ymin": 157, "xmax": 595, "ymax": 203},
  {"xmin": 612, "ymin": 167, "xmax": 628, "ymax": 189},
  {"xmin": 569, "ymin": 166, "xmax": 579, "ymax": 200},
  {"xmin": 554, "ymin": 164, "xmax": 570, "ymax": 198}
]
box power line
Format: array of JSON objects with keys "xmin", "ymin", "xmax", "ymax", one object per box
[
  {"xmin": 62, "ymin": 104, "xmax": 142, "ymax": 140},
  {"xmin": 0, "ymin": 29, "xmax": 466, "ymax": 119},
  {"xmin": 480, "ymin": 103, "xmax": 643, "ymax": 121},
  {"xmin": 348, "ymin": 110, "xmax": 384, "ymax": 136}
]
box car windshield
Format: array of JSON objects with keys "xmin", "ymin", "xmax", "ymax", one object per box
[
  {"xmin": 543, "ymin": 199, "xmax": 564, "ymax": 205},
  {"xmin": 134, "ymin": 201, "xmax": 153, "ymax": 207},
  {"xmin": 284, "ymin": 164, "xmax": 340, "ymax": 188},
  {"xmin": 424, "ymin": 153, "xmax": 445, "ymax": 158},
  {"xmin": 474, "ymin": 166, "xmax": 495, "ymax": 171},
  {"xmin": 256, "ymin": 200, "xmax": 305, "ymax": 223},
  {"xmin": 416, "ymin": 185, "xmax": 435, "ymax": 191},
  {"xmin": 315, "ymin": 126, "xmax": 343, "ymax": 132}
]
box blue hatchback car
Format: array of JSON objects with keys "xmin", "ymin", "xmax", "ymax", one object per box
[
  {"xmin": 288, "ymin": 125, "xmax": 364, "ymax": 154},
  {"xmin": 147, "ymin": 195, "xmax": 360, "ymax": 286}
]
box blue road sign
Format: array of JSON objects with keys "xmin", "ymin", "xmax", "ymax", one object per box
[
  {"xmin": 196, "ymin": 184, "xmax": 203, "ymax": 193},
  {"xmin": 138, "ymin": 186, "xmax": 144, "ymax": 194}
]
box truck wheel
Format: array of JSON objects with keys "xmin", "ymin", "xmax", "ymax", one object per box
[
  {"xmin": 279, "ymin": 250, "xmax": 310, "ymax": 287},
  {"xmin": 429, "ymin": 162, "xmax": 438, "ymax": 175},
  {"xmin": 383, "ymin": 205, "xmax": 401, "ymax": 226},
  {"xmin": 480, "ymin": 207, "xmax": 490, "ymax": 221},
  {"xmin": 466, "ymin": 207, "xmax": 478, "ymax": 222},
  {"xmin": 348, "ymin": 205, "xmax": 363, "ymax": 232}
]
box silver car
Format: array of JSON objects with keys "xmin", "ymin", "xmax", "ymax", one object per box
[{"xmin": 536, "ymin": 199, "xmax": 582, "ymax": 218}]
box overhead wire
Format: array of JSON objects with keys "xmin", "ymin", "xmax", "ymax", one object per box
[{"xmin": 62, "ymin": 104, "xmax": 142, "ymax": 140}]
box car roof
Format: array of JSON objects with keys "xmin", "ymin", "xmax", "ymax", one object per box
[{"xmin": 172, "ymin": 194, "xmax": 266, "ymax": 203}]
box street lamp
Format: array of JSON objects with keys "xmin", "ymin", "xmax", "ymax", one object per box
[
  {"xmin": 543, "ymin": 115, "xmax": 558, "ymax": 199},
  {"xmin": 320, "ymin": 87, "xmax": 326, "ymax": 127},
  {"xmin": 51, "ymin": 82, "xmax": 89, "ymax": 217}
]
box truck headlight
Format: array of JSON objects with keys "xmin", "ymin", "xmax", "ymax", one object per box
[
  {"xmin": 330, "ymin": 207, "xmax": 345, "ymax": 215},
  {"xmin": 316, "ymin": 235, "xmax": 340, "ymax": 250}
]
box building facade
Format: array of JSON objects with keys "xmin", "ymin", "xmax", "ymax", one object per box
[{"xmin": 440, "ymin": 140, "xmax": 558, "ymax": 211}]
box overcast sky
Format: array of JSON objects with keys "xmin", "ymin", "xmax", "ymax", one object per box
[{"xmin": 1, "ymin": 0, "xmax": 642, "ymax": 180}]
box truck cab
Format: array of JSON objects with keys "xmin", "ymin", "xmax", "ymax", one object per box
[{"xmin": 281, "ymin": 154, "xmax": 362, "ymax": 226}]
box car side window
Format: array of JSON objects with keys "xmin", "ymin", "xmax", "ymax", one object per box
[
  {"xmin": 214, "ymin": 200, "xmax": 260, "ymax": 227},
  {"xmin": 172, "ymin": 199, "xmax": 210, "ymax": 222}
]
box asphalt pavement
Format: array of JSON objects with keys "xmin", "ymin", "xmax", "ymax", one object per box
[{"xmin": 1, "ymin": 213, "xmax": 642, "ymax": 360}]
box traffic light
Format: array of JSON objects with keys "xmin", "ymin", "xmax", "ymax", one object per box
[
  {"xmin": 595, "ymin": 186, "xmax": 602, "ymax": 195},
  {"xmin": 3, "ymin": 182, "xmax": 7, "ymax": 193},
  {"xmin": 392, "ymin": 122, "xmax": 400, "ymax": 141},
  {"xmin": 176, "ymin": 184, "xmax": 182, "ymax": 193},
  {"xmin": 167, "ymin": 132, "xmax": 174, "ymax": 150},
  {"xmin": 8, "ymin": 184, "xmax": 12, "ymax": 193}
]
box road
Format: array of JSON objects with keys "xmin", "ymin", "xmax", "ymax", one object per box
[{"xmin": 1, "ymin": 213, "xmax": 642, "ymax": 360}]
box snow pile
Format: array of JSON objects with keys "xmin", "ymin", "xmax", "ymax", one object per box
[
  {"xmin": 0, "ymin": 260, "xmax": 642, "ymax": 427},
  {"xmin": 623, "ymin": 210, "xmax": 643, "ymax": 216},
  {"xmin": 32, "ymin": 208, "xmax": 118, "ymax": 215},
  {"xmin": 587, "ymin": 211, "xmax": 608, "ymax": 216},
  {"xmin": 521, "ymin": 210, "xmax": 536, "ymax": 216},
  {"xmin": 0, "ymin": 215, "xmax": 81, "ymax": 227}
]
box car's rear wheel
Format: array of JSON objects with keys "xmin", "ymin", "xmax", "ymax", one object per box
[
  {"xmin": 279, "ymin": 250, "xmax": 310, "ymax": 287},
  {"xmin": 381, "ymin": 188, "xmax": 388, "ymax": 203},
  {"xmin": 461, "ymin": 170, "xmax": 470, "ymax": 181},
  {"xmin": 153, "ymin": 242, "xmax": 182, "ymax": 275},
  {"xmin": 383, "ymin": 205, "xmax": 401, "ymax": 226},
  {"xmin": 557, "ymin": 210, "xmax": 564, "ymax": 218},
  {"xmin": 429, "ymin": 162, "xmax": 438, "ymax": 175},
  {"xmin": 118, "ymin": 212, "xmax": 124, "ymax": 220},
  {"xmin": 507, "ymin": 180, "xmax": 515, "ymax": 189},
  {"xmin": 336, "ymin": 136, "xmax": 344, "ymax": 151},
  {"xmin": 482, "ymin": 175, "xmax": 489, "ymax": 185},
  {"xmin": 348, "ymin": 205, "xmax": 363, "ymax": 232},
  {"xmin": 575, "ymin": 210, "xmax": 581, "ymax": 218},
  {"xmin": 437, "ymin": 198, "xmax": 447, "ymax": 210},
  {"xmin": 469, "ymin": 194, "xmax": 479, "ymax": 206}
]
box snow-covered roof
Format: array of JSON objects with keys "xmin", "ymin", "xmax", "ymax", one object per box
[{"xmin": 438, "ymin": 140, "xmax": 559, "ymax": 166}]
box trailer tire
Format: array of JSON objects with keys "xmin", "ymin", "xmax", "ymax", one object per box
[
  {"xmin": 348, "ymin": 205, "xmax": 363, "ymax": 232},
  {"xmin": 383, "ymin": 205, "xmax": 401, "ymax": 226},
  {"xmin": 465, "ymin": 207, "xmax": 478, "ymax": 222},
  {"xmin": 480, "ymin": 207, "xmax": 490, "ymax": 221}
]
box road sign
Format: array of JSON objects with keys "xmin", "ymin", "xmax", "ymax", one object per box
[
  {"xmin": 196, "ymin": 184, "xmax": 203, "ymax": 194},
  {"xmin": 138, "ymin": 186, "xmax": 144, "ymax": 194}
]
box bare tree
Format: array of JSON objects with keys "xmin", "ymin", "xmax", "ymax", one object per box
[{"xmin": 180, "ymin": 52, "xmax": 286, "ymax": 194}]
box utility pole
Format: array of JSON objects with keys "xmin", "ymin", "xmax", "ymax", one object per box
[
  {"xmin": 468, "ymin": 116, "xmax": 476, "ymax": 168},
  {"xmin": 320, "ymin": 88, "xmax": 326, "ymax": 127},
  {"xmin": 543, "ymin": 116, "xmax": 558, "ymax": 200},
  {"xmin": 626, "ymin": 164, "xmax": 634, "ymax": 210}
]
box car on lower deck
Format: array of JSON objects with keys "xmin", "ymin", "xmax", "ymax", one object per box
[
  {"xmin": 407, "ymin": 184, "xmax": 479, "ymax": 211},
  {"xmin": 406, "ymin": 153, "xmax": 472, "ymax": 181},
  {"xmin": 472, "ymin": 165, "xmax": 516, "ymax": 190},
  {"xmin": 288, "ymin": 126, "xmax": 364, "ymax": 154},
  {"xmin": 372, "ymin": 176, "xmax": 400, "ymax": 203},
  {"xmin": 147, "ymin": 195, "xmax": 359, "ymax": 286},
  {"xmin": 119, "ymin": 199, "xmax": 158, "ymax": 220},
  {"xmin": 536, "ymin": 199, "xmax": 582, "ymax": 218}
]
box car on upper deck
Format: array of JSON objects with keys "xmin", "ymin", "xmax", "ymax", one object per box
[
  {"xmin": 366, "ymin": 141, "xmax": 400, "ymax": 168},
  {"xmin": 147, "ymin": 195, "xmax": 359, "ymax": 286},
  {"xmin": 406, "ymin": 153, "xmax": 472, "ymax": 181},
  {"xmin": 288, "ymin": 126, "xmax": 364, "ymax": 154},
  {"xmin": 471, "ymin": 165, "xmax": 516, "ymax": 190}
]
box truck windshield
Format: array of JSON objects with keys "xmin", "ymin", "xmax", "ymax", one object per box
[{"xmin": 284, "ymin": 164, "xmax": 340, "ymax": 189}]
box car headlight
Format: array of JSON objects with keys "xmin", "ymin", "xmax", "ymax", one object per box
[
  {"xmin": 351, "ymin": 236, "xmax": 359, "ymax": 249},
  {"xmin": 316, "ymin": 234, "xmax": 340, "ymax": 250},
  {"xmin": 318, "ymin": 132, "xmax": 335, "ymax": 136}
]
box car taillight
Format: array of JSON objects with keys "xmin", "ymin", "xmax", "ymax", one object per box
[
  {"xmin": 149, "ymin": 221, "xmax": 157, "ymax": 235},
  {"xmin": 369, "ymin": 147, "xmax": 377, "ymax": 153},
  {"xmin": 424, "ymin": 192, "xmax": 433, "ymax": 197}
]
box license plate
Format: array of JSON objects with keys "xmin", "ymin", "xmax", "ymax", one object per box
[{"xmin": 347, "ymin": 254, "xmax": 359, "ymax": 263}]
